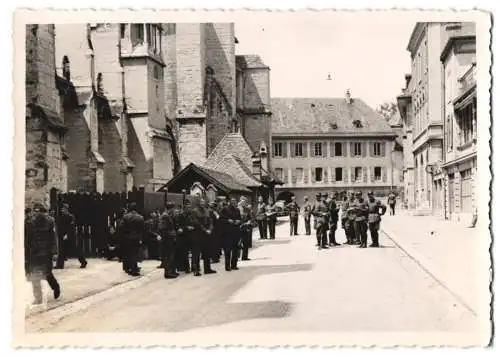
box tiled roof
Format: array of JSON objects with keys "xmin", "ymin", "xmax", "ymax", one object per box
[
  {"xmin": 208, "ymin": 155, "xmax": 262, "ymax": 188},
  {"xmin": 206, "ymin": 132, "xmax": 255, "ymax": 170},
  {"xmin": 271, "ymin": 98, "xmax": 396, "ymax": 136},
  {"xmin": 197, "ymin": 165, "xmax": 252, "ymax": 192},
  {"xmin": 236, "ymin": 55, "xmax": 269, "ymax": 69}
]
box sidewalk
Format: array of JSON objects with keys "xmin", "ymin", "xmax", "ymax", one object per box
[
  {"xmin": 24, "ymin": 258, "xmax": 160, "ymax": 317},
  {"xmin": 381, "ymin": 210, "xmax": 491, "ymax": 316}
]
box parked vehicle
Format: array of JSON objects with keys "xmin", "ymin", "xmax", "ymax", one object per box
[{"xmin": 274, "ymin": 200, "xmax": 289, "ymax": 217}]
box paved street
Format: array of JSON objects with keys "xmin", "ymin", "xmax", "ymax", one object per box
[{"xmin": 25, "ymin": 215, "xmax": 487, "ymax": 339}]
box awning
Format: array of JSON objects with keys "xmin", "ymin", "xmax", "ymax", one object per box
[{"xmin": 453, "ymin": 86, "xmax": 476, "ymax": 111}]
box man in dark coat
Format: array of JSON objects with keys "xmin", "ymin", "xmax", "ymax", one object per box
[
  {"xmin": 25, "ymin": 203, "xmax": 61, "ymax": 304},
  {"xmin": 208, "ymin": 201, "xmax": 221, "ymax": 263},
  {"xmin": 303, "ymin": 196, "xmax": 312, "ymax": 236},
  {"xmin": 327, "ymin": 192, "xmax": 341, "ymax": 246},
  {"xmin": 219, "ymin": 197, "xmax": 242, "ymax": 271},
  {"xmin": 175, "ymin": 203, "xmax": 190, "ymax": 273},
  {"xmin": 255, "ymin": 196, "xmax": 268, "ymax": 240},
  {"xmin": 367, "ymin": 192, "xmax": 387, "ymax": 247},
  {"xmin": 158, "ymin": 202, "xmax": 180, "ymax": 279},
  {"xmin": 118, "ymin": 203, "xmax": 144, "ymax": 276},
  {"xmin": 312, "ymin": 193, "xmax": 329, "ymax": 249},
  {"xmin": 54, "ymin": 203, "xmax": 87, "ymax": 269},
  {"xmin": 190, "ymin": 198, "xmax": 216, "ymax": 276},
  {"xmin": 266, "ymin": 198, "xmax": 277, "ymax": 239},
  {"xmin": 238, "ymin": 196, "xmax": 253, "ymax": 261},
  {"xmin": 287, "ymin": 196, "xmax": 300, "ymax": 236}
]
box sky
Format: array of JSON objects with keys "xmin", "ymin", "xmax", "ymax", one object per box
[{"xmin": 234, "ymin": 13, "xmax": 416, "ymax": 109}]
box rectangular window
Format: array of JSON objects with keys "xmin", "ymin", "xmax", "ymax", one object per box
[
  {"xmin": 374, "ymin": 166, "xmax": 382, "ymax": 181},
  {"xmin": 354, "ymin": 142, "xmax": 362, "ymax": 156},
  {"xmin": 295, "ymin": 143, "xmax": 303, "ymax": 157},
  {"xmin": 295, "ymin": 168, "xmax": 304, "ymax": 183},
  {"xmin": 373, "ymin": 142, "xmax": 382, "ymax": 156},
  {"xmin": 120, "ymin": 24, "xmax": 126, "ymax": 38},
  {"xmin": 354, "ymin": 167, "xmax": 362, "ymax": 182},
  {"xmin": 334, "ymin": 142, "xmax": 342, "ymax": 156},
  {"xmin": 274, "ymin": 168, "xmax": 283, "ymax": 181},
  {"xmin": 335, "ymin": 167, "xmax": 343, "ymax": 182},
  {"xmin": 132, "ymin": 24, "xmax": 144, "ymax": 45},
  {"xmin": 273, "ymin": 143, "xmax": 283, "ymax": 157},
  {"xmin": 147, "ymin": 24, "xmax": 153, "ymax": 48},
  {"xmin": 314, "ymin": 143, "xmax": 322, "ymax": 157},
  {"xmin": 315, "ymin": 168, "xmax": 323, "ymax": 182}
]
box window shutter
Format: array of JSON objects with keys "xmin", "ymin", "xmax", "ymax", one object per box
[
  {"xmin": 291, "ymin": 169, "xmax": 297, "ymax": 184},
  {"xmin": 343, "ymin": 167, "xmax": 348, "ymax": 183},
  {"xmin": 311, "ymin": 168, "xmax": 315, "ymax": 183},
  {"xmin": 350, "ymin": 142, "xmax": 354, "ymax": 157},
  {"xmin": 342, "ymin": 142, "xmax": 347, "ymax": 157},
  {"xmin": 382, "ymin": 167, "xmax": 387, "ymax": 182},
  {"xmin": 330, "ymin": 142, "xmax": 335, "ymax": 157},
  {"xmin": 303, "ymin": 142, "xmax": 308, "ymax": 157},
  {"xmin": 323, "ymin": 167, "xmax": 328, "ymax": 182},
  {"xmin": 370, "ymin": 167, "xmax": 375, "ymax": 182},
  {"xmin": 290, "ymin": 143, "xmax": 296, "ymax": 158},
  {"xmin": 304, "ymin": 168, "xmax": 309, "ymax": 184},
  {"xmin": 351, "ymin": 167, "xmax": 356, "ymax": 182},
  {"xmin": 330, "ymin": 167, "xmax": 336, "ymax": 183},
  {"xmin": 283, "ymin": 169, "xmax": 288, "ymax": 183},
  {"xmin": 323, "ymin": 142, "xmax": 328, "ymax": 157},
  {"xmin": 283, "ymin": 143, "xmax": 288, "ymax": 158},
  {"xmin": 363, "ymin": 167, "xmax": 368, "ymax": 183},
  {"xmin": 369, "ymin": 142, "xmax": 374, "ymax": 157},
  {"xmin": 362, "ymin": 142, "xmax": 367, "ymax": 157},
  {"xmin": 381, "ymin": 142, "xmax": 386, "ymax": 157},
  {"xmin": 310, "ymin": 142, "xmax": 314, "ymax": 157}
]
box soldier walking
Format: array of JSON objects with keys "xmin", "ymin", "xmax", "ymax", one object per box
[
  {"xmin": 25, "ymin": 203, "xmax": 61, "ymax": 305},
  {"xmin": 303, "ymin": 196, "xmax": 312, "ymax": 235},
  {"xmin": 287, "ymin": 196, "xmax": 300, "ymax": 236},
  {"xmin": 266, "ymin": 198, "xmax": 277, "ymax": 239},
  {"xmin": 353, "ymin": 192, "xmax": 369, "ymax": 248},
  {"xmin": 158, "ymin": 202, "xmax": 180, "ymax": 279},
  {"xmin": 312, "ymin": 193, "xmax": 329, "ymax": 249},
  {"xmin": 387, "ymin": 192, "xmax": 397, "ymax": 216},
  {"xmin": 256, "ymin": 196, "xmax": 268, "ymax": 240},
  {"xmin": 220, "ymin": 197, "xmax": 242, "ymax": 271},
  {"xmin": 118, "ymin": 203, "xmax": 145, "ymax": 276},
  {"xmin": 367, "ymin": 192, "xmax": 387, "ymax": 247},
  {"xmin": 327, "ymin": 192, "xmax": 341, "ymax": 246},
  {"xmin": 54, "ymin": 203, "xmax": 87, "ymax": 269}
]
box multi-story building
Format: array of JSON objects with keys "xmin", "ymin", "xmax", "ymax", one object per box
[
  {"xmin": 25, "ymin": 24, "xmax": 68, "ymax": 207},
  {"xmin": 439, "ymin": 22, "xmax": 477, "ymax": 222},
  {"xmin": 400, "ymin": 22, "xmax": 449, "ymax": 214},
  {"xmin": 54, "ymin": 23, "xmax": 174, "ymax": 193},
  {"xmin": 271, "ymin": 91, "xmax": 399, "ymax": 203}
]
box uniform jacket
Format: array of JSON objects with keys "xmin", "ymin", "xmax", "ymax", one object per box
[
  {"xmin": 256, "ymin": 202, "xmax": 267, "ymax": 221},
  {"xmin": 220, "ymin": 205, "xmax": 242, "ymax": 230},
  {"xmin": 367, "ymin": 199, "xmax": 387, "ymax": 223},
  {"xmin": 118, "ymin": 210, "xmax": 145, "ymax": 242},
  {"xmin": 158, "ymin": 210, "xmax": 177, "ymax": 239},
  {"xmin": 311, "ymin": 200, "xmax": 329, "ymax": 225},
  {"xmin": 353, "ymin": 199, "xmax": 369, "ymax": 222},
  {"xmin": 265, "ymin": 204, "xmax": 277, "ymax": 221},
  {"xmin": 56, "ymin": 211, "xmax": 75, "ymax": 238},
  {"xmin": 287, "ymin": 202, "xmax": 300, "ymax": 219}
]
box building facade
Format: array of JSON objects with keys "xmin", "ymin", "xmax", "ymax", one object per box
[
  {"xmin": 25, "ymin": 24, "xmax": 68, "ymax": 207},
  {"xmin": 440, "ymin": 22, "xmax": 477, "ymax": 222},
  {"xmin": 271, "ymin": 92, "xmax": 399, "ymax": 203}
]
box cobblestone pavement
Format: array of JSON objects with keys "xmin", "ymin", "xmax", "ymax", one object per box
[
  {"xmin": 26, "ymin": 217, "xmax": 488, "ymax": 345},
  {"xmin": 381, "ymin": 210, "xmax": 491, "ymax": 317}
]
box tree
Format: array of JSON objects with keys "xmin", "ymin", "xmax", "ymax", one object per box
[{"xmin": 376, "ymin": 102, "xmax": 398, "ymax": 122}]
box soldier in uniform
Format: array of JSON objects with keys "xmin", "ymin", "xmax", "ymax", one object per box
[
  {"xmin": 175, "ymin": 203, "xmax": 190, "ymax": 273},
  {"xmin": 340, "ymin": 194, "xmax": 351, "ymax": 244},
  {"xmin": 327, "ymin": 192, "xmax": 341, "ymax": 246},
  {"xmin": 220, "ymin": 197, "xmax": 242, "ymax": 271},
  {"xmin": 346, "ymin": 192, "xmax": 358, "ymax": 244},
  {"xmin": 190, "ymin": 198, "xmax": 216, "ymax": 276},
  {"xmin": 239, "ymin": 197, "xmax": 253, "ymax": 261},
  {"xmin": 287, "ymin": 196, "xmax": 300, "ymax": 236},
  {"xmin": 25, "ymin": 203, "xmax": 61, "ymax": 304},
  {"xmin": 312, "ymin": 193, "xmax": 329, "ymax": 249},
  {"xmin": 256, "ymin": 196, "xmax": 268, "ymax": 240},
  {"xmin": 367, "ymin": 192, "xmax": 387, "ymax": 247},
  {"xmin": 158, "ymin": 202, "xmax": 180, "ymax": 279},
  {"xmin": 303, "ymin": 196, "xmax": 312, "ymax": 235},
  {"xmin": 353, "ymin": 192, "xmax": 369, "ymax": 248},
  {"xmin": 266, "ymin": 198, "xmax": 277, "ymax": 239},
  {"xmin": 208, "ymin": 201, "xmax": 221, "ymax": 263},
  {"xmin": 387, "ymin": 191, "xmax": 397, "ymax": 216},
  {"xmin": 118, "ymin": 203, "xmax": 145, "ymax": 276},
  {"xmin": 54, "ymin": 203, "xmax": 87, "ymax": 269}
]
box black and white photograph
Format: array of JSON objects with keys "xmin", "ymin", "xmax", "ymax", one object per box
[{"xmin": 11, "ymin": 9, "xmax": 492, "ymax": 347}]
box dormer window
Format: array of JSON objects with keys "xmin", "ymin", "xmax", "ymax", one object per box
[{"xmin": 353, "ymin": 119, "xmax": 363, "ymax": 128}]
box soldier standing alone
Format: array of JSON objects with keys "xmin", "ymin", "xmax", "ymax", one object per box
[
  {"xmin": 303, "ymin": 196, "xmax": 312, "ymax": 236},
  {"xmin": 387, "ymin": 192, "xmax": 397, "ymax": 216},
  {"xmin": 287, "ymin": 196, "xmax": 300, "ymax": 236},
  {"xmin": 367, "ymin": 192, "xmax": 387, "ymax": 247}
]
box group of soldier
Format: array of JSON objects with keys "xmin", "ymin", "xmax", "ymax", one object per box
[{"xmin": 290, "ymin": 191, "xmax": 388, "ymax": 250}]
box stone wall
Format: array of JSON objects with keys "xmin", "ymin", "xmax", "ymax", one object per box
[{"xmin": 99, "ymin": 118, "xmax": 124, "ymax": 192}]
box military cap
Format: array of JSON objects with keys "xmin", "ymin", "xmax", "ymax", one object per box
[
  {"xmin": 322, "ymin": 193, "xmax": 328, "ymax": 197},
  {"xmin": 316, "ymin": 192, "xmax": 322, "ymax": 197},
  {"xmin": 367, "ymin": 191, "xmax": 374, "ymax": 196},
  {"xmin": 304, "ymin": 196, "xmax": 309, "ymax": 200},
  {"xmin": 356, "ymin": 191, "xmax": 362, "ymax": 196},
  {"xmin": 166, "ymin": 201, "xmax": 175, "ymax": 209}
]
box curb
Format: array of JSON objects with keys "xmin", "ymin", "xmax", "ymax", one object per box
[
  {"xmin": 25, "ymin": 267, "xmax": 163, "ymax": 332},
  {"xmin": 380, "ymin": 227, "xmax": 477, "ymax": 317}
]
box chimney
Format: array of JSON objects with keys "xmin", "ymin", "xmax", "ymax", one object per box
[{"xmin": 345, "ymin": 89, "xmax": 352, "ymax": 104}]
